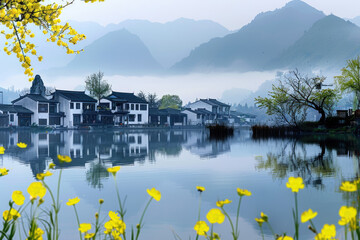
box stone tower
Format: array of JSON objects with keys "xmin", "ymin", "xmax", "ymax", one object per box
[{"xmin": 30, "ymin": 75, "xmax": 46, "ymax": 96}]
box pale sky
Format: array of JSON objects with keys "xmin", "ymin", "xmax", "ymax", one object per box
[{"xmin": 60, "ymin": 0, "xmax": 360, "ymax": 30}]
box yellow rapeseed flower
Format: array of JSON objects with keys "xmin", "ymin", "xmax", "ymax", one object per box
[
  {"xmin": 66, "ymin": 197, "xmax": 80, "ymax": 206},
  {"xmin": 340, "ymin": 181, "xmax": 357, "ymax": 192},
  {"xmin": 194, "ymin": 221, "xmax": 209, "ymax": 236},
  {"xmin": 255, "ymin": 217, "xmax": 265, "ymax": 226},
  {"xmin": 109, "ymin": 211, "xmax": 120, "ymax": 221},
  {"xmin": 301, "ymin": 209, "xmax": 318, "ymax": 223},
  {"xmin": 315, "ymin": 224, "xmax": 336, "ymax": 240},
  {"xmin": 277, "ymin": 236, "xmax": 293, "ymax": 240},
  {"xmin": 17, "ymin": 142, "xmax": 27, "ymax": 148},
  {"xmin": 57, "ymin": 154, "xmax": 72, "ymax": 163},
  {"xmin": 286, "ymin": 177, "xmax": 304, "ymax": 192},
  {"xmin": 196, "ymin": 186, "xmax": 205, "ymax": 192},
  {"xmin": 147, "ymin": 187, "xmax": 161, "ymax": 201},
  {"xmin": 3, "ymin": 208, "xmax": 20, "ymax": 221},
  {"xmin": 107, "ymin": 166, "xmax": 120, "ymax": 176},
  {"xmin": 84, "ymin": 233, "xmax": 95, "ymax": 239},
  {"xmin": 78, "ymin": 223, "xmax": 92, "ymax": 233},
  {"xmin": 27, "ymin": 182, "xmax": 46, "ymax": 200},
  {"xmin": 216, "ymin": 199, "xmax": 232, "ymax": 207},
  {"xmin": 36, "ymin": 171, "xmax": 53, "ymax": 180},
  {"xmin": 339, "ymin": 206, "xmax": 357, "ymax": 225},
  {"xmin": 237, "ymin": 188, "xmax": 251, "ymax": 197},
  {"xmin": 12, "ymin": 191, "xmax": 25, "ymax": 206},
  {"xmin": 0, "ymin": 146, "xmax": 5, "ymax": 154},
  {"xmin": 0, "ymin": 168, "xmax": 9, "ymax": 176},
  {"xmin": 261, "ymin": 212, "xmax": 268, "ymax": 222},
  {"xmin": 33, "ymin": 228, "xmax": 44, "ymax": 240},
  {"xmin": 206, "ymin": 208, "xmax": 225, "ymax": 224},
  {"xmin": 49, "ymin": 163, "xmax": 56, "ymax": 169},
  {"xmin": 99, "ymin": 199, "xmax": 104, "ymax": 204}
]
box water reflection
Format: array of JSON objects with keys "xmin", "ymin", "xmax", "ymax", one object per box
[
  {"xmin": 0, "ymin": 129, "xmax": 233, "ymax": 183},
  {"xmin": 255, "ymin": 134, "xmax": 360, "ymax": 187}
]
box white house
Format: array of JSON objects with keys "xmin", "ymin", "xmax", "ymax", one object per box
[
  {"xmin": 100, "ymin": 92, "xmax": 149, "ymax": 125},
  {"xmin": 51, "ymin": 90, "xmax": 97, "ymax": 128},
  {"xmin": 12, "ymin": 94, "xmax": 55, "ymax": 126},
  {"xmin": 181, "ymin": 108, "xmax": 215, "ymax": 125},
  {"xmin": 186, "ymin": 99, "xmax": 230, "ymax": 123},
  {"xmin": 0, "ymin": 104, "xmax": 33, "ymax": 127}
]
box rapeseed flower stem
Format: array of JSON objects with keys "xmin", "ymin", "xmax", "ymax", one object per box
[
  {"xmin": 135, "ymin": 197, "xmax": 153, "ymax": 240},
  {"xmin": 73, "ymin": 205, "xmax": 82, "ymax": 240},
  {"xmin": 220, "ymin": 207, "xmax": 236, "ymax": 239},
  {"xmin": 235, "ymin": 196, "xmax": 243, "ymax": 239},
  {"xmin": 260, "ymin": 224, "xmax": 265, "ymax": 240}
]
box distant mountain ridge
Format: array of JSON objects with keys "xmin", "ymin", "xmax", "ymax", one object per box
[
  {"xmin": 172, "ymin": 0, "xmax": 325, "ymax": 73},
  {"xmin": 52, "ymin": 29, "xmax": 162, "ymax": 76},
  {"xmin": 272, "ymin": 15, "xmax": 360, "ymax": 70}
]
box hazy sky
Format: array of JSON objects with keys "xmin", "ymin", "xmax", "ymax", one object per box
[{"xmin": 61, "ymin": 0, "xmax": 360, "ymax": 30}]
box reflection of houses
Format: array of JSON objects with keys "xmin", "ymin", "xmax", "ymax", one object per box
[
  {"xmin": 181, "ymin": 108, "xmax": 215, "ymax": 125},
  {"xmin": 183, "ymin": 131, "xmax": 231, "ymax": 158},
  {"xmin": 186, "ymin": 99, "xmax": 230, "ymax": 123},
  {"xmin": 228, "ymin": 111, "xmax": 256, "ymax": 125},
  {"xmin": 100, "ymin": 92, "xmax": 149, "ymax": 125},
  {"xmin": 0, "ymin": 104, "xmax": 33, "ymax": 127},
  {"xmin": 51, "ymin": 90, "xmax": 97, "ymax": 127},
  {"xmin": 149, "ymin": 108, "xmax": 187, "ymax": 126}
]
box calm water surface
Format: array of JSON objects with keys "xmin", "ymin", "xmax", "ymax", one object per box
[{"xmin": 0, "ymin": 129, "xmax": 357, "ymax": 239}]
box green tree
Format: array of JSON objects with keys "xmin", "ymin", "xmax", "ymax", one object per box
[
  {"xmin": 335, "ymin": 56, "xmax": 360, "ymax": 109},
  {"xmin": 85, "ymin": 71, "xmax": 111, "ymax": 104},
  {"xmin": 255, "ymin": 70, "xmax": 339, "ymax": 125},
  {"xmin": 159, "ymin": 94, "xmax": 182, "ymax": 109}
]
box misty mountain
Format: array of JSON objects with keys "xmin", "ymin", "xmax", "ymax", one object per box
[
  {"xmin": 52, "ymin": 29, "xmax": 162, "ymax": 76},
  {"xmin": 272, "ymin": 15, "xmax": 360, "ymax": 70},
  {"xmin": 220, "ymin": 88, "xmax": 252, "ymax": 105},
  {"xmin": 171, "ymin": 0, "xmax": 325, "ymax": 73},
  {"xmin": 350, "ymin": 16, "xmax": 360, "ymax": 27}
]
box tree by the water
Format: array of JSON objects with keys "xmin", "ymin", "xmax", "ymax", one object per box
[
  {"xmin": 159, "ymin": 94, "xmax": 182, "ymax": 109},
  {"xmin": 85, "ymin": 71, "xmax": 111, "ymax": 103},
  {"xmin": 255, "ymin": 70, "xmax": 339, "ymax": 125},
  {"xmin": 335, "ymin": 56, "xmax": 360, "ymax": 109}
]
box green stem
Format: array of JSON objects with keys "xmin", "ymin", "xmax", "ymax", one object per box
[
  {"xmin": 294, "ymin": 193, "xmax": 299, "ymax": 240},
  {"xmin": 135, "ymin": 198, "xmax": 153, "ymax": 240},
  {"xmin": 113, "ymin": 175, "xmax": 126, "ymax": 240},
  {"xmin": 260, "ymin": 225, "xmax": 264, "ymax": 240},
  {"xmin": 221, "ymin": 207, "xmax": 236, "ymax": 239},
  {"xmin": 198, "ymin": 193, "xmax": 202, "ymax": 222},
  {"xmin": 309, "ymin": 220, "xmax": 318, "ymax": 235},
  {"xmin": 73, "ymin": 205, "xmax": 83, "ymax": 240},
  {"xmin": 235, "ymin": 196, "xmax": 243, "ymax": 239},
  {"xmin": 266, "ymin": 222, "xmax": 276, "ymax": 239}
]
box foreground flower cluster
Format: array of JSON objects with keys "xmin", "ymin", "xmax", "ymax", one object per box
[{"xmin": 0, "ymin": 143, "xmax": 359, "ymax": 239}]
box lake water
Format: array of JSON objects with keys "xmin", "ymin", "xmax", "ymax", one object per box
[{"xmin": 0, "ymin": 129, "xmax": 357, "ymax": 239}]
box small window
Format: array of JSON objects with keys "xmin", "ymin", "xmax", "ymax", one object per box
[
  {"xmin": 197, "ymin": 114, "xmax": 201, "ymax": 119},
  {"xmin": 125, "ymin": 104, "xmax": 129, "ymax": 110},
  {"xmin": 137, "ymin": 114, "xmax": 142, "ymax": 122},
  {"xmin": 38, "ymin": 103, "xmax": 48, "ymax": 113},
  {"xmin": 136, "ymin": 104, "xmax": 139, "ymax": 110},
  {"xmin": 70, "ymin": 102, "xmax": 74, "ymax": 109},
  {"xmin": 137, "ymin": 136, "xmax": 142, "ymax": 144},
  {"xmin": 140, "ymin": 104, "xmax": 147, "ymax": 111},
  {"xmin": 131, "ymin": 104, "xmax": 134, "ymax": 110},
  {"xmin": 10, "ymin": 114, "xmax": 14, "ymax": 122},
  {"xmin": 129, "ymin": 114, "xmax": 135, "ymax": 122},
  {"xmin": 76, "ymin": 103, "xmax": 80, "ymax": 109},
  {"xmin": 39, "ymin": 119, "xmax": 47, "ymax": 126}
]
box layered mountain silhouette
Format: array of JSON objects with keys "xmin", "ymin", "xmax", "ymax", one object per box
[
  {"xmin": 53, "ymin": 29, "xmax": 162, "ymax": 75},
  {"xmin": 271, "ymin": 15, "xmax": 360, "ymax": 70},
  {"xmin": 171, "ymin": 0, "xmax": 325, "ymax": 73}
]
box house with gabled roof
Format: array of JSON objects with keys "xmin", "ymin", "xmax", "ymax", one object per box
[
  {"xmin": 100, "ymin": 91, "xmax": 149, "ymax": 125},
  {"xmin": 0, "ymin": 104, "xmax": 33, "ymax": 127},
  {"xmin": 51, "ymin": 90, "xmax": 97, "ymax": 127},
  {"xmin": 186, "ymin": 98, "xmax": 230, "ymax": 123},
  {"xmin": 181, "ymin": 108, "xmax": 215, "ymax": 125}
]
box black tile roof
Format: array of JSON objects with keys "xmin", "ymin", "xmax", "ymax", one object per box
[
  {"xmin": 54, "ymin": 90, "xmax": 97, "ymax": 102},
  {"xmin": 12, "ymin": 94, "xmax": 50, "ymax": 104},
  {"xmin": 107, "ymin": 92, "xmax": 148, "ymax": 104},
  {"xmin": 0, "ymin": 104, "xmax": 33, "ymax": 114},
  {"xmin": 200, "ymin": 98, "xmax": 230, "ymax": 107}
]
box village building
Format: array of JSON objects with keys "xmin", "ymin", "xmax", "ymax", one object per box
[
  {"xmin": 149, "ymin": 108, "xmax": 187, "ymax": 126},
  {"xmin": 181, "ymin": 108, "xmax": 215, "ymax": 125},
  {"xmin": 51, "ymin": 90, "xmax": 97, "ymax": 127},
  {"xmin": 186, "ymin": 98, "xmax": 230, "ymax": 123},
  {"xmin": 99, "ymin": 92, "xmax": 149, "ymax": 125},
  {"xmin": 0, "ymin": 104, "xmax": 33, "ymax": 127}
]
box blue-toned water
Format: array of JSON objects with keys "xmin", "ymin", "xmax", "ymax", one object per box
[{"xmin": 0, "ymin": 129, "xmax": 356, "ymax": 239}]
